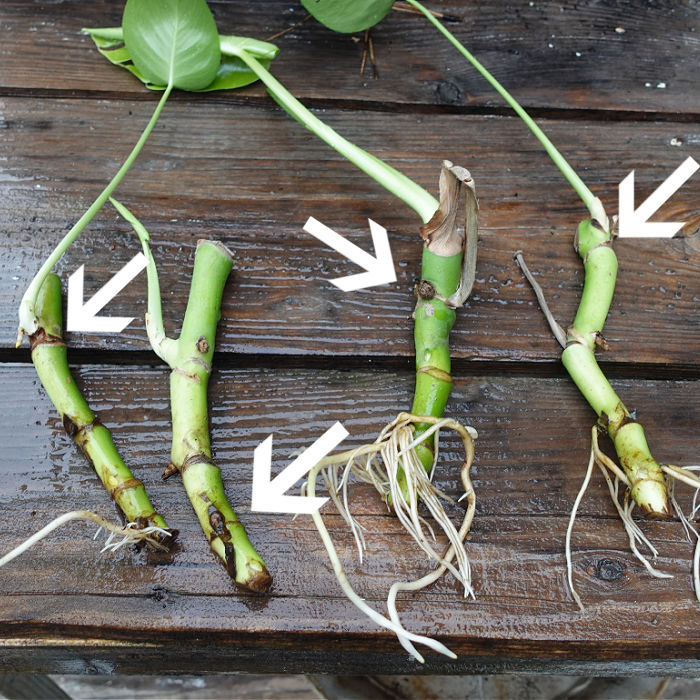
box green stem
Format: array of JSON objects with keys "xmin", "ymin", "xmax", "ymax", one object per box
[
  {"xmin": 118, "ymin": 199, "xmax": 271, "ymax": 592},
  {"xmin": 562, "ymin": 344, "xmax": 668, "ymax": 516},
  {"xmin": 168, "ymin": 241, "xmax": 271, "ymax": 592},
  {"xmin": 403, "ymin": 0, "xmax": 606, "ymax": 226},
  {"xmin": 30, "ymin": 274, "xmax": 172, "ymax": 541},
  {"xmin": 224, "ymin": 41, "xmax": 439, "ymax": 224},
  {"xmin": 18, "ymin": 84, "xmax": 173, "ymax": 343},
  {"xmin": 411, "ymin": 249, "xmax": 463, "ymax": 471},
  {"xmin": 561, "ymin": 219, "xmax": 668, "ymax": 516}
]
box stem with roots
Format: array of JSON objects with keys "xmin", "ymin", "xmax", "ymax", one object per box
[
  {"xmin": 305, "ymin": 412, "xmax": 476, "ymax": 663},
  {"xmin": 29, "ymin": 273, "xmax": 173, "ymax": 543},
  {"xmin": 566, "ymin": 428, "xmax": 700, "ymax": 608},
  {"xmin": 0, "ymin": 510, "xmax": 171, "ymax": 569}
]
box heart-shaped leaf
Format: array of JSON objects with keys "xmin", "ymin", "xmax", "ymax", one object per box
[
  {"xmin": 300, "ymin": 0, "xmax": 394, "ymax": 33},
  {"xmin": 122, "ymin": 0, "xmax": 221, "ymax": 91},
  {"xmin": 83, "ymin": 28, "xmax": 279, "ymax": 92}
]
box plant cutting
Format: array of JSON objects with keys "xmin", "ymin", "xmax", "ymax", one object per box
[
  {"xmin": 297, "ymin": 0, "xmax": 700, "ymax": 605},
  {"xmin": 219, "ymin": 36, "xmax": 481, "ymax": 659},
  {"xmin": 16, "ymin": 0, "xmax": 273, "ymax": 347},
  {"xmin": 0, "ymin": 274, "xmax": 172, "ymax": 569},
  {"xmin": 11, "ymin": 0, "xmax": 275, "ymax": 570},
  {"xmin": 80, "ymin": 0, "xmax": 480, "ymax": 657},
  {"xmin": 113, "ymin": 199, "xmax": 272, "ymax": 593}
]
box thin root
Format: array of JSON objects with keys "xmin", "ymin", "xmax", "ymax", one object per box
[
  {"xmin": 0, "ymin": 510, "xmax": 171, "ymax": 569},
  {"xmin": 567, "ymin": 428, "xmax": 700, "ymax": 608},
  {"xmin": 305, "ymin": 412, "xmax": 477, "ymax": 662}
]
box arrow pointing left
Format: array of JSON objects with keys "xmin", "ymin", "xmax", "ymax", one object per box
[
  {"xmin": 67, "ymin": 253, "xmax": 147, "ymax": 333},
  {"xmin": 618, "ymin": 156, "xmax": 699, "ymax": 238},
  {"xmin": 251, "ymin": 421, "xmax": 349, "ymax": 514}
]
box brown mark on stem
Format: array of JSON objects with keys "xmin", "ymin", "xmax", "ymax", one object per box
[
  {"xmin": 162, "ymin": 461, "xmax": 179, "ymax": 480},
  {"xmin": 179, "ymin": 452, "xmax": 218, "ymax": 475},
  {"xmin": 173, "ymin": 367, "xmax": 201, "ymax": 383},
  {"xmin": 195, "ymin": 335, "xmax": 209, "ymax": 354},
  {"xmin": 208, "ymin": 505, "xmax": 237, "ymax": 579},
  {"xmin": 185, "ymin": 356, "xmax": 212, "ymax": 373},
  {"xmin": 416, "ymin": 280, "xmax": 436, "ymax": 300},
  {"xmin": 62, "ymin": 414, "xmax": 103, "ymax": 451},
  {"xmin": 110, "ymin": 477, "xmax": 144, "ymax": 500},
  {"xmin": 29, "ymin": 328, "xmax": 65, "ymax": 351},
  {"xmin": 417, "ymin": 366, "xmax": 453, "ymax": 384}
]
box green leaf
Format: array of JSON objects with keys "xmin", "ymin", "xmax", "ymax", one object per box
[
  {"xmin": 122, "ymin": 0, "xmax": 221, "ymax": 91},
  {"xmin": 83, "ymin": 28, "xmax": 278, "ymax": 92},
  {"xmin": 300, "ymin": 0, "xmax": 394, "ymax": 33}
]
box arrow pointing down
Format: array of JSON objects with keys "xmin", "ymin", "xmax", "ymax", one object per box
[
  {"xmin": 303, "ymin": 216, "xmax": 396, "ymax": 291},
  {"xmin": 67, "ymin": 253, "xmax": 147, "ymax": 333},
  {"xmin": 618, "ymin": 156, "xmax": 699, "ymax": 238},
  {"xmin": 251, "ymin": 422, "xmax": 349, "ymax": 514}
]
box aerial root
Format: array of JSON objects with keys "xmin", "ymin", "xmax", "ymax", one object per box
[
  {"xmin": 566, "ymin": 427, "xmax": 700, "ymax": 609},
  {"xmin": 0, "ymin": 510, "xmax": 171, "ymax": 569},
  {"xmin": 304, "ymin": 411, "xmax": 477, "ymax": 662}
]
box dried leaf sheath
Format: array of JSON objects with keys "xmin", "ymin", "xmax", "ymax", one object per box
[{"xmin": 30, "ymin": 274, "xmax": 172, "ymax": 542}]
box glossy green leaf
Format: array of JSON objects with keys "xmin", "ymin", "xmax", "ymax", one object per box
[
  {"xmin": 300, "ymin": 0, "xmax": 394, "ymax": 33},
  {"xmin": 83, "ymin": 28, "xmax": 278, "ymax": 92},
  {"xmin": 122, "ymin": 0, "xmax": 220, "ymax": 91}
]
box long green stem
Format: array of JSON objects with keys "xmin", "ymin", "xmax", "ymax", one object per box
[
  {"xmin": 403, "ymin": 0, "xmax": 606, "ymax": 226},
  {"xmin": 167, "ymin": 241, "xmax": 271, "ymax": 592},
  {"xmin": 562, "ymin": 221, "xmax": 669, "ymax": 516},
  {"xmin": 30, "ymin": 274, "xmax": 172, "ymax": 542},
  {"xmin": 17, "ymin": 84, "xmax": 173, "ymax": 344},
  {"xmin": 117, "ymin": 200, "xmax": 271, "ymax": 592},
  {"xmin": 223, "ymin": 40, "xmax": 439, "ymax": 224},
  {"xmin": 416, "ymin": 0, "xmax": 668, "ymax": 516}
]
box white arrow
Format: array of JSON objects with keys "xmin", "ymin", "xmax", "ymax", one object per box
[
  {"xmin": 618, "ymin": 156, "xmax": 699, "ymax": 238},
  {"xmin": 67, "ymin": 253, "xmax": 147, "ymax": 333},
  {"xmin": 303, "ymin": 216, "xmax": 396, "ymax": 291},
  {"xmin": 251, "ymin": 421, "xmax": 349, "ymax": 514}
]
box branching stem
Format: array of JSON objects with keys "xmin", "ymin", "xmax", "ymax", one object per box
[{"xmin": 17, "ymin": 85, "xmax": 173, "ymax": 343}]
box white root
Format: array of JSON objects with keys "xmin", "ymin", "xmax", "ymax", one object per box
[
  {"xmin": 566, "ymin": 427, "xmax": 700, "ymax": 608},
  {"xmin": 565, "ymin": 431, "xmax": 597, "ymax": 611},
  {"xmin": 0, "ymin": 510, "xmax": 171, "ymax": 569},
  {"xmin": 305, "ymin": 411, "xmax": 477, "ymax": 662}
]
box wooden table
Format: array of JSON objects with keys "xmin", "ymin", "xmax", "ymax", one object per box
[{"xmin": 1, "ymin": 0, "xmax": 699, "ymax": 676}]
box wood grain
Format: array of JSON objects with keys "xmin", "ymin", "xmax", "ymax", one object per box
[
  {"xmin": 1, "ymin": 98, "xmax": 697, "ymax": 364},
  {"xmin": 0, "ymin": 1, "xmax": 697, "ymax": 116},
  {"xmin": 0, "ymin": 365, "xmax": 698, "ymax": 670},
  {"xmin": 1, "ymin": 0, "xmax": 698, "ymax": 676}
]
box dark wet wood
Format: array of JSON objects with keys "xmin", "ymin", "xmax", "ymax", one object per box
[
  {"xmin": 0, "ymin": 0, "xmax": 699, "ymax": 676},
  {"xmin": 0, "ymin": 99, "xmax": 697, "ymax": 365},
  {"xmin": 1, "ymin": 1, "xmax": 698, "ymax": 116}
]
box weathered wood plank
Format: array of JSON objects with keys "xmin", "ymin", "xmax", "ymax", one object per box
[
  {"xmin": 2, "ymin": 99, "xmax": 697, "ymax": 363},
  {"xmin": 1, "ymin": 364, "xmax": 698, "ymax": 670},
  {"xmin": 0, "ymin": 1, "xmax": 697, "ymax": 116}
]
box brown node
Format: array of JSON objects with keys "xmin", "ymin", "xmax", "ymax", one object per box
[
  {"xmin": 180, "ymin": 452, "xmax": 218, "ymax": 475},
  {"xmin": 415, "ymin": 280, "xmax": 436, "ymax": 300},
  {"xmin": 29, "ymin": 328, "xmax": 65, "ymax": 352},
  {"xmin": 110, "ymin": 477, "xmax": 144, "ymax": 500},
  {"xmin": 161, "ymin": 461, "xmax": 179, "ymax": 480}
]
